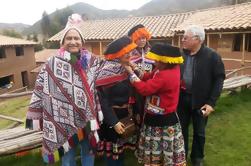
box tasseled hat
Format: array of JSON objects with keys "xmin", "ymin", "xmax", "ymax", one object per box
[
  {"xmin": 128, "ymin": 24, "xmax": 151, "ymax": 42},
  {"xmin": 60, "ymin": 13, "xmax": 85, "ymax": 45},
  {"xmin": 146, "ymin": 43, "xmax": 184, "ymax": 64},
  {"xmin": 104, "ymin": 36, "xmax": 137, "ymax": 60}
]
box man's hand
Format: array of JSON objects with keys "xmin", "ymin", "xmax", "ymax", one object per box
[
  {"xmin": 114, "ymin": 122, "xmax": 125, "ymax": 134},
  {"xmin": 201, "ymin": 104, "xmax": 214, "ymax": 117},
  {"xmin": 123, "ymin": 65, "xmax": 134, "ymax": 75},
  {"xmin": 129, "ymin": 62, "xmax": 137, "ymax": 70}
]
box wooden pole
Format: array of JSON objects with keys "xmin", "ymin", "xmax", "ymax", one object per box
[
  {"xmin": 0, "ymin": 91, "xmax": 32, "ymax": 99},
  {"xmin": 207, "ymin": 34, "xmax": 210, "ymax": 47},
  {"xmin": 247, "ymin": 34, "xmax": 250, "ymax": 52},
  {"xmin": 0, "ymin": 114, "xmax": 23, "ymax": 123},
  {"xmin": 172, "ymin": 38, "xmax": 174, "ymax": 46},
  {"xmin": 99, "ymin": 42, "xmax": 103, "ymax": 55},
  {"xmin": 178, "ymin": 36, "xmax": 181, "ymax": 47},
  {"xmin": 242, "ymin": 34, "xmax": 246, "ymax": 66}
]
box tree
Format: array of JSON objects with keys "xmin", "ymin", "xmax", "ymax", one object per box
[
  {"xmin": 26, "ymin": 34, "xmax": 32, "ymax": 40},
  {"xmin": 1, "ymin": 29, "xmax": 23, "ymax": 39},
  {"xmin": 41, "ymin": 11, "xmax": 50, "ymax": 40},
  {"xmin": 32, "ymin": 33, "xmax": 38, "ymax": 42},
  {"xmin": 34, "ymin": 43, "xmax": 43, "ymax": 52},
  {"xmin": 58, "ymin": 7, "xmax": 74, "ymax": 27}
]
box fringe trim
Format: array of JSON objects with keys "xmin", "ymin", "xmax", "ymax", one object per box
[
  {"xmin": 105, "ymin": 42, "xmax": 137, "ymax": 60},
  {"xmin": 146, "ymin": 52, "xmax": 184, "ymax": 64},
  {"xmin": 98, "ymin": 111, "xmax": 104, "ymax": 123},
  {"xmin": 97, "ymin": 141, "xmax": 136, "ymax": 160},
  {"xmin": 131, "ymin": 27, "xmax": 151, "ymax": 42},
  {"xmin": 25, "ymin": 119, "xmax": 41, "ymax": 131},
  {"xmin": 41, "ymin": 121, "xmax": 99, "ymax": 164},
  {"xmin": 90, "ymin": 119, "xmax": 99, "ymax": 131}
]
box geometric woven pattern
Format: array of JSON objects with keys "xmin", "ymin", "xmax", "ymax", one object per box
[{"xmin": 26, "ymin": 50, "xmax": 104, "ymax": 163}]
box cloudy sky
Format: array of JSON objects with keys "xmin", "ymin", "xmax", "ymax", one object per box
[{"xmin": 0, "ymin": 0, "xmax": 151, "ymax": 25}]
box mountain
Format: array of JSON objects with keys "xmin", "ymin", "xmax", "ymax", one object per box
[
  {"xmin": 132, "ymin": 0, "xmax": 246, "ymax": 16},
  {"xmin": 22, "ymin": 2, "xmax": 130, "ymax": 35},
  {"xmin": 22, "ymin": 0, "xmax": 251, "ymax": 35},
  {"xmin": 0, "ymin": 23, "xmax": 30, "ymax": 33}
]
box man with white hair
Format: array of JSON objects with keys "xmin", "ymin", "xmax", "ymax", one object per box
[{"xmin": 177, "ymin": 25, "xmax": 225, "ymax": 166}]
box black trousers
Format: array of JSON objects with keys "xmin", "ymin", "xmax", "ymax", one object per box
[{"xmin": 177, "ymin": 92, "xmax": 208, "ymax": 161}]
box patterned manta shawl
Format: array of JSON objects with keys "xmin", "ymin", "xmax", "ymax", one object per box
[
  {"xmin": 26, "ymin": 48, "xmax": 104, "ymax": 164},
  {"xmin": 130, "ymin": 47, "xmax": 155, "ymax": 72},
  {"xmin": 96, "ymin": 59, "xmax": 128, "ymax": 87}
]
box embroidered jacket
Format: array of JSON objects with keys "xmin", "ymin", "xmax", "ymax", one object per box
[{"xmin": 132, "ymin": 66, "xmax": 181, "ymax": 115}]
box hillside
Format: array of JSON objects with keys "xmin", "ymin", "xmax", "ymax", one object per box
[
  {"xmin": 0, "ymin": 23, "xmax": 30, "ymax": 33},
  {"xmin": 22, "ymin": 0, "xmax": 251, "ymax": 35},
  {"xmin": 22, "ymin": 2, "xmax": 130, "ymax": 35}
]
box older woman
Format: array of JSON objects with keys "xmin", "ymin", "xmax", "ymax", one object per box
[
  {"xmin": 96, "ymin": 36, "xmax": 139, "ymax": 166},
  {"xmin": 26, "ymin": 14, "xmax": 104, "ymax": 166}
]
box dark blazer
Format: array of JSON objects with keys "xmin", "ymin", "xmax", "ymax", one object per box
[{"xmin": 180, "ymin": 45, "xmax": 225, "ymax": 109}]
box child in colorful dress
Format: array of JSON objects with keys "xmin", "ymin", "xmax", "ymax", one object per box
[
  {"xmin": 124, "ymin": 43, "xmax": 187, "ymax": 166},
  {"xmin": 128, "ymin": 24, "xmax": 154, "ymax": 125},
  {"xmin": 128, "ymin": 24, "xmax": 154, "ymax": 72}
]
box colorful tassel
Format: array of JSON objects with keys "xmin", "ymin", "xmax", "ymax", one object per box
[
  {"xmin": 90, "ymin": 119, "xmax": 99, "ymax": 131},
  {"xmin": 43, "ymin": 154, "xmax": 49, "ymax": 163},
  {"xmin": 53, "ymin": 151, "xmax": 60, "ymax": 162},
  {"xmin": 25, "ymin": 119, "xmax": 32, "ymax": 129},
  {"xmin": 63, "ymin": 141, "xmax": 70, "ymax": 152},
  {"xmin": 98, "ymin": 111, "xmax": 104, "ymax": 122},
  {"xmin": 77, "ymin": 128, "xmax": 84, "ymax": 141},
  {"xmin": 33, "ymin": 119, "xmax": 40, "ymax": 130},
  {"xmin": 58, "ymin": 147, "xmax": 65, "ymax": 157},
  {"xmin": 68, "ymin": 137, "xmax": 74, "ymax": 148},
  {"xmin": 94, "ymin": 131, "xmax": 99, "ymax": 143},
  {"xmin": 72, "ymin": 134, "xmax": 79, "ymax": 146},
  {"xmin": 48, "ymin": 154, "xmax": 54, "ymax": 163}
]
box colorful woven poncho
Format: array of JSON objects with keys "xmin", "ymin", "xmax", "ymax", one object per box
[{"xmin": 26, "ymin": 48, "xmax": 104, "ymax": 164}]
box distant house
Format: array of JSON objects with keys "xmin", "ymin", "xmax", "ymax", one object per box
[
  {"xmin": 0, "ymin": 35, "xmax": 37, "ymax": 94},
  {"xmin": 34, "ymin": 49, "xmax": 57, "ymax": 67},
  {"xmin": 49, "ymin": 2, "xmax": 251, "ymax": 75},
  {"xmin": 30, "ymin": 49, "xmax": 57, "ymax": 83}
]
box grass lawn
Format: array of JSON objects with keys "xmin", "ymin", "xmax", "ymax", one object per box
[
  {"xmin": 0, "ymin": 89, "xmax": 251, "ymax": 166},
  {"xmin": 0, "ymin": 96, "xmax": 30, "ymax": 129}
]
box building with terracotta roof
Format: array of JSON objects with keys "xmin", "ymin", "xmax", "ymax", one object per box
[
  {"xmin": 49, "ymin": 12, "xmax": 191, "ymax": 55},
  {"xmin": 49, "ymin": 2, "xmax": 251, "ymax": 75},
  {"xmin": 173, "ymin": 2, "xmax": 251, "ymax": 75},
  {"xmin": 34, "ymin": 49, "xmax": 57, "ymax": 67},
  {"xmin": 30, "ymin": 49, "xmax": 57, "ymax": 82},
  {"xmin": 0, "ymin": 35, "xmax": 37, "ymax": 94}
]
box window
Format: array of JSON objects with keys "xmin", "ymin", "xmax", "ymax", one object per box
[
  {"xmin": 246, "ymin": 34, "xmax": 251, "ymax": 52},
  {"xmin": 233, "ymin": 34, "xmax": 242, "ymax": 51},
  {"xmin": 232, "ymin": 33, "xmax": 251, "ymax": 52},
  {"xmin": 149, "ymin": 39, "xmax": 172, "ymax": 45},
  {"xmin": 16, "ymin": 46, "xmax": 24, "ymax": 56},
  {"xmin": 0, "ymin": 47, "xmax": 6, "ymax": 59},
  {"xmin": 0, "ymin": 75, "xmax": 14, "ymax": 89},
  {"xmin": 21, "ymin": 71, "xmax": 29, "ymax": 87}
]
